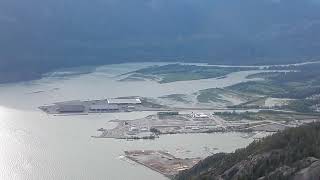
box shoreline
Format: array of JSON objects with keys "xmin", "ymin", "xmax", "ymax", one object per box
[{"xmin": 1, "ymin": 60, "xmax": 319, "ymax": 85}]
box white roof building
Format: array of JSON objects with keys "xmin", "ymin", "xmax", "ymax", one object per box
[
  {"xmin": 129, "ymin": 126, "xmax": 139, "ymax": 131},
  {"xmin": 193, "ymin": 113, "xmax": 209, "ymax": 118},
  {"xmin": 107, "ymin": 98, "xmax": 141, "ymax": 104}
]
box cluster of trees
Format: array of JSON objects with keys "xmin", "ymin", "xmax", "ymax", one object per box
[
  {"xmin": 150, "ymin": 127, "xmax": 161, "ymax": 135},
  {"xmin": 284, "ymin": 99, "xmax": 319, "ymax": 113},
  {"xmin": 215, "ymin": 111, "xmax": 264, "ymax": 121},
  {"xmin": 267, "ymin": 64, "xmax": 320, "ymax": 98}
]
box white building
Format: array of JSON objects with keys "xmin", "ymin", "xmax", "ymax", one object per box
[
  {"xmin": 193, "ymin": 113, "xmax": 209, "ymax": 118},
  {"xmin": 107, "ymin": 98, "xmax": 142, "ymax": 104}
]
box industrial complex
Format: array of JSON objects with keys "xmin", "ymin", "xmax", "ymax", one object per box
[
  {"xmin": 39, "ymin": 97, "xmax": 164, "ymax": 114},
  {"xmin": 93, "ymin": 111, "xmax": 308, "ymax": 140}
]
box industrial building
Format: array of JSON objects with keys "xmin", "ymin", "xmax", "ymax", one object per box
[
  {"xmin": 192, "ymin": 113, "xmax": 209, "ymax": 118},
  {"xmin": 58, "ymin": 104, "xmax": 85, "ymax": 113},
  {"xmin": 89, "ymin": 104, "xmax": 119, "ymax": 112},
  {"xmin": 40, "ymin": 97, "xmax": 145, "ymax": 114}
]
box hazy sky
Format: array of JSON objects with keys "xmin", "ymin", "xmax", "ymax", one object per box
[{"xmin": 1, "ymin": 0, "xmax": 320, "ymax": 73}]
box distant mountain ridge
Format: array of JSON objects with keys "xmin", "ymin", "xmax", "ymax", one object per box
[{"xmin": 1, "ymin": 0, "xmax": 320, "ymax": 83}]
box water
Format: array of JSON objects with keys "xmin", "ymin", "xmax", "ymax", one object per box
[{"xmin": 0, "ymin": 63, "xmax": 258, "ymax": 180}]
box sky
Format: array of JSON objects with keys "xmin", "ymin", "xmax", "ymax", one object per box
[{"xmin": 1, "ymin": 0, "xmax": 320, "ymax": 78}]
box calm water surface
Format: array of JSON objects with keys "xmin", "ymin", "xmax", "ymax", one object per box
[{"xmin": 0, "ymin": 63, "xmax": 258, "ymax": 180}]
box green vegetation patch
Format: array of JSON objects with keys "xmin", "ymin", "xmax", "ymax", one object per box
[
  {"xmin": 228, "ymin": 69, "xmax": 320, "ymax": 112},
  {"xmin": 159, "ymin": 94, "xmax": 191, "ymax": 103},
  {"xmin": 227, "ymin": 81, "xmax": 286, "ymax": 96},
  {"xmin": 119, "ymin": 73, "xmax": 158, "ymax": 82},
  {"xmin": 197, "ymin": 66, "xmax": 320, "ymax": 111},
  {"xmin": 215, "ymin": 111, "xmax": 265, "ymax": 121},
  {"xmin": 127, "ymin": 64, "xmax": 256, "ymax": 83},
  {"xmin": 246, "ymin": 65, "xmax": 320, "ymax": 99},
  {"xmin": 246, "ymin": 72, "xmax": 284, "ymax": 79},
  {"xmin": 197, "ymin": 88, "xmax": 230, "ymax": 104},
  {"xmin": 216, "ymin": 110, "xmax": 320, "ymax": 122},
  {"xmin": 196, "ymin": 88, "xmax": 261, "ymax": 107},
  {"xmin": 285, "ymin": 99, "xmax": 320, "ymax": 113}
]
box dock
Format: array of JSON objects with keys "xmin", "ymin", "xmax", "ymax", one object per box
[{"xmin": 124, "ymin": 150, "xmax": 201, "ymax": 177}]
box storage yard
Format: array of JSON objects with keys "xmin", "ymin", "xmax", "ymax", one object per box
[
  {"xmin": 93, "ymin": 111, "xmax": 317, "ymax": 139},
  {"xmin": 124, "ymin": 150, "xmax": 201, "ymax": 177},
  {"xmin": 94, "ymin": 112, "xmax": 223, "ymax": 139}
]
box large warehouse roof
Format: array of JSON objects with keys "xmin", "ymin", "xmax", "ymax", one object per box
[{"xmin": 107, "ymin": 98, "xmax": 141, "ymax": 104}]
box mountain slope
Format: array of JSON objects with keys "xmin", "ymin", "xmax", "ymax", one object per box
[{"xmin": 175, "ymin": 122, "xmax": 320, "ymax": 180}]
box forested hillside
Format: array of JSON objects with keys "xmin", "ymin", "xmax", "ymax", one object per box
[{"xmin": 176, "ymin": 122, "xmax": 320, "ymax": 180}]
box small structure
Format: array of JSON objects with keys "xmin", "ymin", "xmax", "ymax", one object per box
[
  {"xmin": 107, "ymin": 98, "xmax": 142, "ymax": 105},
  {"xmin": 126, "ymin": 131, "xmax": 137, "ymax": 135},
  {"xmin": 129, "ymin": 126, "xmax": 139, "ymax": 132},
  {"xmin": 191, "ymin": 127, "xmax": 200, "ymax": 130},
  {"xmin": 193, "ymin": 113, "xmax": 209, "ymax": 118},
  {"xmin": 140, "ymin": 127, "xmax": 149, "ymax": 132}
]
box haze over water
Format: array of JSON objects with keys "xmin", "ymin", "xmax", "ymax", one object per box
[{"xmin": 0, "ymin": 63, "xmax": 257, "ymax": 180}]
